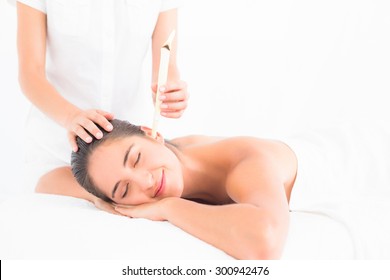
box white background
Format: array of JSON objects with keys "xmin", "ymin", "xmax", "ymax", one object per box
[{"xmin": 1, "ymin": 0, "xmax": 389, "ymax": 196}]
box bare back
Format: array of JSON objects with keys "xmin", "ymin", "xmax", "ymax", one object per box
[{"xmin": 171, "ymin": 135, "xmax": 298, "ymax": 205}]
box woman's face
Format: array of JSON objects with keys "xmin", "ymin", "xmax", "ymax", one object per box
[{"xmin": 88, "ymin": 134, "xmax": 184, "ymax": 205}]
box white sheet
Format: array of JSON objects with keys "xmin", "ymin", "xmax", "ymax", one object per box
[
  {"xmin": 0, "ymin": 193, "xmax": 357, "ymax": 260},
  {"xmin": 0, "ymin": 194, "xmax": 232, "ymax": 260},
  {"xmin": 286, "ymin": 121, "xmax": 390, "ymax": 259}
]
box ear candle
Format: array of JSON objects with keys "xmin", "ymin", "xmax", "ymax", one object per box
[{"xmin": 152, "ymin": 30, "xmax": 176, "ymax": 139}]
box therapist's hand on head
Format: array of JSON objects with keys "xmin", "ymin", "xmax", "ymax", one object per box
[
  {"xmin": 66, "ymin": 109, "xmax": 114, "ymax": 152},
  {"xmin": 152, "ymin": 80, "xmax": 189, "ymax": 118}
]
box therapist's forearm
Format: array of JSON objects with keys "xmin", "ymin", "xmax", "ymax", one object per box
[
  {"xmin": 18, "ymin": 69, "xmax": 80, "ymax": 129},
  {"xmin": 152, "ymin": 9, "xmax": 180, "ymax": 84}
]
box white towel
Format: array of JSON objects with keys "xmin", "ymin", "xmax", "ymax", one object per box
[{"xmin": 285, "ymin": 120, "xmax": 390, "ymax": 259}]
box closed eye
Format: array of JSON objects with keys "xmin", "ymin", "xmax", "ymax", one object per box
[
  {"xmin": 122, "ymin": 183, "xmax": 129, "ymax": 198},
  {"xmin": 134, "ymin": 152, "xmax": 141, "ymax": 167}
]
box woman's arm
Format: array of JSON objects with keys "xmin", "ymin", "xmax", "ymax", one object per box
[
  {"xmin": 165, "ymin": 198, "xmax": 287, "ymax": 260},
  {"xmin": 151, "ymin": 8, "xmax": 188, "ymax": 118},
  {"xmin": 37, "ymin": 167, "xmax": 120, "ymax": 215},
  {"xmin": 17, "ymin": 3, "xmax": 113, "ymax": 151},
  {"xmin": 115, "ymin": 154, "xmax": 290, "ymax": 260}
]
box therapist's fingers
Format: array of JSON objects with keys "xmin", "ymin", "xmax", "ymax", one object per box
[
  {"xmin": 67, "ymin": 109, "xmax": 114, "ymax": 150},
  {"xmin": 68, "ymin": 131, "xmax": 78, "ymax": 152},
  {"xmin": 67, "ymin": 124, "xmax": 93, "ymax": 152},
  {"xmin": 86, "ymin": 110, "xmax": 114, "ymax": 133},
  {"xmin": 160, "ymin": 90, "xmax": 188, "ymax": 118},
  {"xmin": 161, "ymin": 110, "xmax": 185, "ymax": 118},
  {"xmin": 151, "ymin": 81, "xmax": 188, "ymax": 102},
  {"xmin": 95, "ymin": 109, "xmax": 115, "ymax": 122},
  {"xmin": 69, "ymin": 122, "xmax": 101, "ymax": 152},
  {"xmin": 150, "ymin": 82, "xmax": 184, "ymax": 93},
  {"xmin": 78, "ymin": 119, "xmax": 106, "ymax": 141},
  {"xmin": 160, "ymin": 90, "xmax": 189, "ymax": 103},
  {"xmin": 160, "ymin": 83, "xmax": 189, "ymax": 103},
  {"xmin": 160, "ymin": 101, "xmax": 187, "ymax": 117},
  {"xmin": 162, "ymin": 80, "xmax": 188, "ymax": 94}
]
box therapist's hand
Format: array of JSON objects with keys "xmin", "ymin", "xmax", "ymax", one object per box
[
  {"xmin": 66, "ymin": 109, "xmax": 114, "ymax": 152},
  {"xmin": 152, "ymin": 80, "xmax": 189, "ymax": 118}
]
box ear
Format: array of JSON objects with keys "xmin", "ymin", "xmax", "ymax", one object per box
[{"xmin": 140, "ymin": 126, "xmax": 165, "ymax": 143}]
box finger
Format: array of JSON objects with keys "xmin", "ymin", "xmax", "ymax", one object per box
[
  {"xmin": 76, "ymin": 118, "xmax": 104, "ymax": 140},
  {"xmin": 160, "ymin": 100, "xmax": 188, "ymax": 112},
  {"xmin": 89, "ymin": 111, "xmax": 114, "ymax": 132},
  {"xmin": 73, "ymin": 125, "xmax": 94, "ymax": 143},
  {"xmin": 161, "ymin": 80, "xmax": 187, "ymax": 93},
  {"xmin": 96, "ymin": 109, "xmax": 115, "ymax": 121},
  {"xmin": 159, "ymin": 91, "xmax": 188, "ymax": 103},
  {"xmin": 161, "ymin": 110, "xmax": 185, "ymax": 119},
  {"xmin": 67, "ymin": 132, "xmax": 78, "ymax": 152}
]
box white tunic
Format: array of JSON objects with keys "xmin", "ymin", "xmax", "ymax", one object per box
[{"xmin": 14, "ymin": 0, "xmax": 181, "ymax": 187}]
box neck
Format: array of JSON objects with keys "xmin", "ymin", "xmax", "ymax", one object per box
[{"xmin": 165, "ymin": 142, "xmax": 221, "ymax": 203}]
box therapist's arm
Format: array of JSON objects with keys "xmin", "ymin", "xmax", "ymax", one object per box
[
  {"xmin": 152, "ymin": 9, "xmax": 180, "ymax": 83},
  {"xmin": 151, "ymin": 8, "xmax": 188, "ymax": 118},
  {"xmin": 17, "ymin": 2, "xmax": 113, "ymax": 151},
  {"xmin": 17, "ymin": 3, "xmax": 75, "ymax": 126}
]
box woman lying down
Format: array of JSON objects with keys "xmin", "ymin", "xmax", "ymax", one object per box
[
  {"xmin": 70, "ymin": 119, "xmax": 390, "ymax": 259},
  {"xmin": 70, "ymin": 119, "xmax": 296, "ymax": 259}
]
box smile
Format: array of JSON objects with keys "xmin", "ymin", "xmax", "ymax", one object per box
[{"xmin": 154, "ymin": 169, "xmax": 165, "ymax": 198}]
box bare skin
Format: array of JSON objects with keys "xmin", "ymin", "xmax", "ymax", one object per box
[
  {"xmin": 17, "ymin": 2, "xmax": 188, "ymax": 208},
  {"xmin": 85, "ymin": 127, "xmax": 298, "ymax": 259}
]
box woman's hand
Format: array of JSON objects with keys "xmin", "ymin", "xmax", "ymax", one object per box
[
  {"xmin": 115, "ymin": 200, "xmax": 168, "ymax": 221},
  {"xmin": 152, "ymin": 80, "xmax": 189, "ymax": 118},
  {"xmin": 66, "ymin": 109, "xmax": 115, "ymax": 152},
  {"xmin": 93, "ymin": 197, "xmax": 122, "ymax": 215}
]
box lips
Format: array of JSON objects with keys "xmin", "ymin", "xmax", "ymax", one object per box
[{"xmin": 154, "ymin": 169, "xmax": 165, "ymax": 198}]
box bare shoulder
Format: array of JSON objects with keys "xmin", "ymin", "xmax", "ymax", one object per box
[
  {"xmin": 170, "ymin": 135, "xmax": 224, "ymax": 148},
  {"xmin": 172, "ymin": 136, "xmax": 294, "ymax": 159},
  {"xmin": 212, "ymin": 136, "xmax": 293, "ymax": 158},
  {"xmin": 221, "ymin": 137, "xmax": 297, "ymax": 204}
]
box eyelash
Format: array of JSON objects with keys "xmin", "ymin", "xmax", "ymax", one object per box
[
  {"xmin": 134, "ymin": 152, "xmax": 141, "ymax": 167},
  {"xmin": 121, "ymin": 153, "xmax": 140, "ymax": 199},
  {"xmin": 122, "ymin": 184, "xmax": 129, "ymax": 198}
]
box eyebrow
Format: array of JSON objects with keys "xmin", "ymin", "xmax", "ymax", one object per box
[{"xmin": 111, "ymin": 144, "xmax": 134, "ymax": 199}]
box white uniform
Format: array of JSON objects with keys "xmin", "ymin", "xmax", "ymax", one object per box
[{"xmin": 14, "ymin": 0, "xmax": 182, "ymax": 190}]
